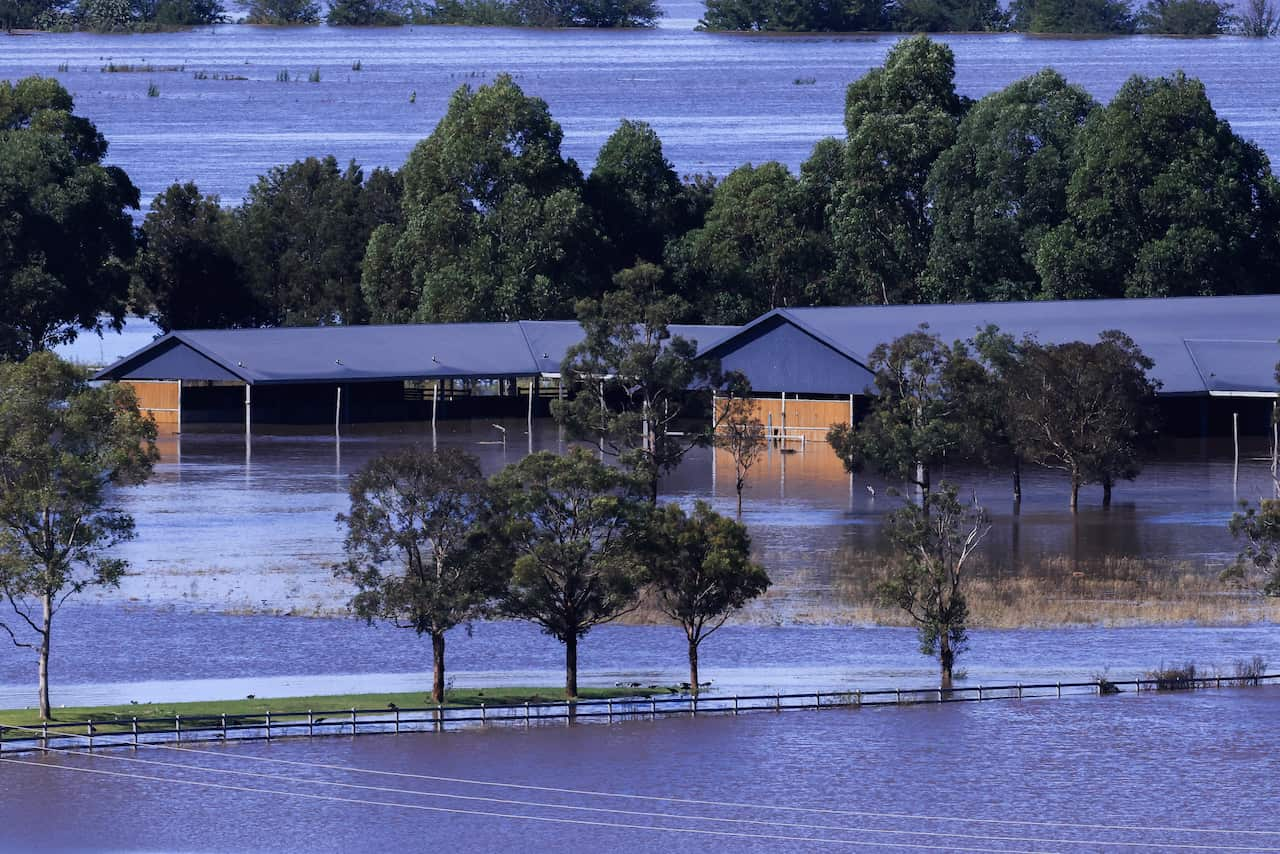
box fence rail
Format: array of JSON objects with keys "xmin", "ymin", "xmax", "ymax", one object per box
[{"xmin": 3, "ymin": 673, "xmax": 1275, "ymax": 755}]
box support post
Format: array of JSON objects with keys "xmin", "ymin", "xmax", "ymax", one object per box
[
  {"xmin": 335, "ymin": 385, "xmax": 342, "ymax": 437},
  {"xmin": 432, "ymin": 381, "xmax": 439, "ymax": 450},
  {"xmin": 781, "ymin": 392, "xmax": 787, "ymax": 440},
  {"xmin": 177, "ymin": 381, "xmax": 183, "ymax": 433},
  {"xmin": 1234, "ymin": 411, "xmax": 1240, "ymax": 488},
  {"xmin": 527, "ymin": 376, "xmax": 536, "ymax": 435}
]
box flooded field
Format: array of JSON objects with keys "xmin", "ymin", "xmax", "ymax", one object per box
[
  {"xmin": 78, "ymin": 422, "xmax": 1278, "ymax": 621},
  {"xmin": 4, "ymin": 14, "xmax": 1280, "ymax": 209},
  {"xmin": 3, "ymin": 687, "xmax": 1279, "ymax": 852}
]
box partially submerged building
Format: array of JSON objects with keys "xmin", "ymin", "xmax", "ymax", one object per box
[
  {"xmin": 699, "ymin": 294, "xmax": 1280, "ymax": 439},
  {"xmin": 96, "ymin": 295, "xmax": 1280, "ymax": 438}
]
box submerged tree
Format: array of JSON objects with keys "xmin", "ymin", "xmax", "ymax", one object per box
[
  {"xmin": 880, "ymin": 484, "xmax": 990, "ymax": 691},
  {"xmin": 1226, "ymin": 499, "xmax": 1280, "ymax": 595},
  {"xmin": 827, "ymin": 327, "xmax": 990, "ymax": 509},
  {"xmin": 645, "ymin": 501, "xmax": 769, "ymax": 695},
  {"xmin": 1005, "ymin": 331, "xmax": 1161, "ymax": 509},
  {"xmin": 714, "ymin": 387, "xmax": 766, "ymax": 516},
  {"xmin": 1238, "ymin": 0, "xmax": 1280, "ymax": 34},
  {"xmin": 554, "ymin": 282, "xmax": 736, "ymax": 503},
  {"xmin": 337, "ymin": 449, "xmax": 503, "ymax": 704},
  {"xmin": 0, "ymin": 353, "xmax": 157, "ymax": 720},
  {"xmin": 491, "ymin": 449, "xmax": 648, "ymax": 699}
]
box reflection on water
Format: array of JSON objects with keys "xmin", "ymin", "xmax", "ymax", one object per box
[
  {"xmin": 92, "ymin": 422, "xmax": 1277, "ymax": 618},
  {"xmin": 2, "ymin": 688, "xmax": 1278, "ymax": 852},
  {"xmin": 3, "ymin": 16, "xmax": 1280, "ymax": 208}
]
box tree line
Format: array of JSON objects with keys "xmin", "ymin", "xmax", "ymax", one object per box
[
  {"xmin": 7, "ymin": 39, "xmax": 1280, "ymax": 357},
  {"xmin": 700, "ymin": 0, "xmax": 1280, "ymax": 34},
  {"xmin": 2, "ymin": 0, "xmax": 657, "ymax": 30}
]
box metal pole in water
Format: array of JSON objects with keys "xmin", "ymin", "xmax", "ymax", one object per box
[{"xmin": 1234, "ymin": 411, "xmax": 1240, "ymax": 489}]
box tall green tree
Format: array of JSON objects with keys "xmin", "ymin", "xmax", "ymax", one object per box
[
  {"xmin": 891, "ymin": 0, "xmax": 1002, "ymax": 31},
  {"xmin": 245, "ymin": 0, "xmax": 319, "ymax": 22},
  {"xmin": 133, "ymin": 182, "xmax": 259, "ymax": 331},
  {"xmin": 1237, "ymin": 0, "xmax": 1279, "ymax": 35},
  {"xmin": 645, "ymin": 501, "xmax": 769, "ymax": 695},
  {"xmin": 326, "ymin": 0, "xmax": 405, "ymax": 23},
  {"xmin": 0, "ymin": 77, "xmax": 138, "ymax": 358},
  {"xmin": 1036, "ymin": 73, "xmax": 1280, "ymax": 299},
  {"xmin": 667, "ymin": 161, "xmax": 829, "ymax": 324},
  {"xmin": 235, "ymin": 156, "xmax": 394, "ymax": 326},
  {"xmin": 700, "ymin": 0, "xmax": 886, "ymax": 30},
  {"xmin": 586, "ymin": 119, "xmax": 684, "ymax": 270},
  {"xmin": 1005, "ymin": 331, "xmax": 1160, "ymax": 509},
  {"xmin": 1137, "ymin": 0, "xmax": 1228, "ymax": 32},
  {"xmin": 554, "ymin": 282, "xmax": 740, "ymax": 503},
  {"xmin": 337, "ymin": 449, "xmax": 503, "ymax": 704},
  {"xmin": 366, "ymin": 75, "xmax": 596, "ymax": 324},
  {"xmin": 880, "ymin": 483, "xmax": 990, "ymax": 691},
  {"xmin": 0, "ymin": 354, "xmax": 157, "ymax": 720},
  {"xmin": 830, "ymin": 36, "xmax": 967, "ymax": 306},
  {"xmin": 1226, "ymin": 499, "xmax": 1280, "ymax": 595},
  {"xmin": 924, "ymin": 70, "xmax": 1097, "ymax": 303},
  {"xmin": 491, "ymin": 449, "xmax": 649, "ymax": 699},
  {"xmin": 1010, "ymin": 0, "xmax": 1134, "ymax": 31},
  {"xmin": 827, "ymin": 327, "xmax": 990, "ymax": 508}
]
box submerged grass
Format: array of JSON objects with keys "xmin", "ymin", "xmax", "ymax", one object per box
[{"xmin": 0, "ymin": 686, "xmax": 664, "ymax": 731}]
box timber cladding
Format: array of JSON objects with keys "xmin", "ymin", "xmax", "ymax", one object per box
[
  {"xmin": 728, "ymin": 397, "xmax": 853, "ymax": 435},
  {"xmin": 121, "ymin": 380, "xmax": 180, "ymax": 427}
]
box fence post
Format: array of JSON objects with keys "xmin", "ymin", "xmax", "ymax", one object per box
[
  {"xmin": 650, "ymin": 698, "xmax": 657, "ymax": 720},
  {"xmin": 525, "ymin": 702, "xmax": 531, "ymax": 727},
  {"xmin": 1056, "ymin": 682, "xmax": 1061, "ymax": 699},
  {"xmin": 87, "ymin": 722, "xmax": 94, "ymax": 750},
  {"xmin": 0, "ymin": 725, "xmax": 4, "ymax": 755},
  {"xmin": 132, "ymin": 717, "xmax": 139, "ymax": 748},
  {"xmin": 1017, "ymin": 683, "xmax": 1022, "ymax": 700},
  {"xmin": 436, "ymin": 704, "xmax": 443, "ymax": 733},
  {"xmin": 41, "ymin": 721, "xmax": 48, "ymax": 745},
  {"xmin": 607, "ymin": 699, "xmax": 613, "ymax": 723},
  {"xmin": 977, "ymin": 686, "xmax": 983, "ymax": 700},
  {"xmin": 350, "ymin": 708, "xmax": 357, "ymax": 736},
  {"xmin": 394, "ymin": 707, "xmax": 400, "ymax": 735},
  {"xmin": 221, "ymin": 713, "xmax": 227, "ymax": 741},
  {"xmin": 856, "ymin": 690, "xmax": 862, "ymax": 707},
  {"xmin": 775, "ymin": 692, "xmax": 781, "ymax": 712},
  {"xmin": 1096, "ymin": 681, "xmax": 1102, "ymax": 696},
  {"xmin": 733, "ymin": 696, "xmax": 739, "ymax": 716},
  {"xmin": 175, "ymin": 714, "xmax": 181, "ymax": 743},
  {"xmin": 816, "ymin": 691, "xmax": 821, "ymax": 710},
  {"xmin": 308, "ymin": 711, "xmax": 314, "ymax": 738},
  {"xmin": 691, "ymin": 695, "xmax": 697, "ymax": 718},
  {"xmin": 265, "ymin": 711, "xmax": 272, "ymax": 741},
  {"xmin": 895, "ymin": 687, "xmax": 901, "ymax": 704},
  {"xmin": 1216, "ymin": 675, "xmax": 1222, "ymax": 689}
]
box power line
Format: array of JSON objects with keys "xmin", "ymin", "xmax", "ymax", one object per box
[
  {"xmin": 17, "ymin": 743, "xmax": 1272, "ymax": 853},
  {"xmin": 0, "ymin": 757, "xmax": 1055, "ymax": 854}
]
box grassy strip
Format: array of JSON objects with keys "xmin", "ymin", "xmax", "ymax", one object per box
[{"xmin": 0, "ymin": 686, "xmax": 665, "ymax": 736}]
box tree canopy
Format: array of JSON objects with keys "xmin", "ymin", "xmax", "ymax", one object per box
[
  {"xmin": 0, "ymin": 353, "xmax": 157, "ymax": 719},
  {"xmin": 0, "ymin": 77, "xmax": 138, "ymax": 358}
]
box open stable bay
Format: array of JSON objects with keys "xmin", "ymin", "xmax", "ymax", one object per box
[{"xmin": 4, "ymin": 12, "xmax": 1280, "ymax": 208}]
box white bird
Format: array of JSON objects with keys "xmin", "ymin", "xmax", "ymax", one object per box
[{"xmin": 866, "ymin": 485, "xmax": 876, "ymax": 497}]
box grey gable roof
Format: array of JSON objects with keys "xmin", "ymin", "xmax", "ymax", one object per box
[
  {"xmin": 96, "ymin": 320, "xmax": 743, "ymax": 385},
  {"xmin": 701, "ymin": 295, "xmax": 1280, "ymax": 397}
]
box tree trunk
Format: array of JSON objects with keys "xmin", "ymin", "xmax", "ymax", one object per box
[
  {"xmin": 430, "ymin": 631, "xmax": 446, "ymax": 705},
  {"xmin": 688, "ymin": 637, "xmax": 700, "ymax": 696},
  {"xmin": 1102, "ymin": 476, "xmax": 1113, "ymax": 507},
  {"xmin": 1070, "ymin": 476, "xmax": 1080, "ymax": 512},
  {"xmin": 564, "ymin": 633, "xmax": 578, "ymax": 699},
  {"xmin": 735, "ymin": 482, "xmax": 744, "ymax": 517},
  {"xmin": 939, "ymin": 631, "xmax": 954, "ymax": 692},
  {"xmin": 916, "ymin": 462, "xmax": 930, "ymax": 513},
  {"xmin": 38, "ymin": 592, "xmax": 52, "ymax": 720},
  {"xmin": 1012, "ymin": 457, "xmax": 1022, "ymax": 508}
]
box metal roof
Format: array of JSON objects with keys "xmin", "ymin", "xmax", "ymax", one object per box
[
  {"xmin": 95, "ymin": 320, "xmax": 740, "ymax": 385},
  {"xmin": 700, "ymin": 295, "xmax": 1280, "ymax": 397}
]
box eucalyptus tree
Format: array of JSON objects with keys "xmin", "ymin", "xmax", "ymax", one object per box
[
  {"xmin": 827, "ymin": 327, "xmax": 991, "ymax": 510},
  {"xmin": 0, "ymin": 354, "xmax": 157, "ymax": 720},
  {"xmin": 880, "ymin": 484, "xmax": 990, "ymax": 691},
  {"xmin": 490, "ymin": 449, "xmax": 649, "ymax": 699},
  {"xmin": 586, "ymin": 119, "xmax": 685, "ymax": 270},
  {"xmin": 1004, "ymin": 331, "xmax": 1161, "ymax": 509},
  {"xmin": 0, "ymin": 76, "xmax": 138, "ymax": 358},
  {"xmin": 1036, "ymin": 72, "xmax": 1280, "ymax": 300},
  {"xmin": 645, "ymin": 501, "xmax": 769, "ymax": 695},
  {"xmin": 337, "ymin": 449, "xmax": 503, "ymax": 704},
  {"xmin": 714, "ymin": 390, "xmax": 767, "ymax": 516},
  {"xmin": 554, "ymin": 281, "xmax": 742, "ymax": 503}
]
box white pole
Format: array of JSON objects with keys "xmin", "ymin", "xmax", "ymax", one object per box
[
  {"xmin": 432, "ymin": 381, "xmax": 439, "ymax": 451},
  {"xmin": 177, "ymin": 381, "xmax": 183, "ymax": 433},
  {"xmin": 335, "ymin": 385, "xmax": 342, "ymax": 437},
  {"xmin": 781, "ymin": 391, "xmax": 787, "ymax": 443},
  {"xmin": 1233, "ymin": 411, "xmax": 1240, "ymax": 490}
]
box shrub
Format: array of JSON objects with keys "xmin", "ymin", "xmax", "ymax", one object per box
[
  {"xmin": 1233, "ymin": 655, "xmax": 1268, "ymax": 686},
  {"xmin": 1145, "ymin": 662, "xmax": 1199, "ymax": 690}
]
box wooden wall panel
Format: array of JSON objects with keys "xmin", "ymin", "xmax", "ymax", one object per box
[
  {"xmin": 718, "ymin": 396, "xmax": 853, "ymax": 438},
  {"xmin": 122, "ymin": 380, "xmax": 181, "ymax": 427}
]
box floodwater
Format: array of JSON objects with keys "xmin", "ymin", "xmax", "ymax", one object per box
[
  {"xmin": 3, "ymin": 688, "xmax": 1279, "ymax": 852},
  {"xmin": 78, "ymin": 422, "xmax": 1278, "ymax": 616},
  {"xmin": 3, "ymin": 11, "xmax": 1280, "ymax": 208}
]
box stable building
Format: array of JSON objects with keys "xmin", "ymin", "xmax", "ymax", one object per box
[
  {"xmin": 699, "ymin": 295, "xmax": 1280, "ymax": 440},
  {"xmin": 94, "ymin": 320, "xmax": 733, "ymax": 432}
]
